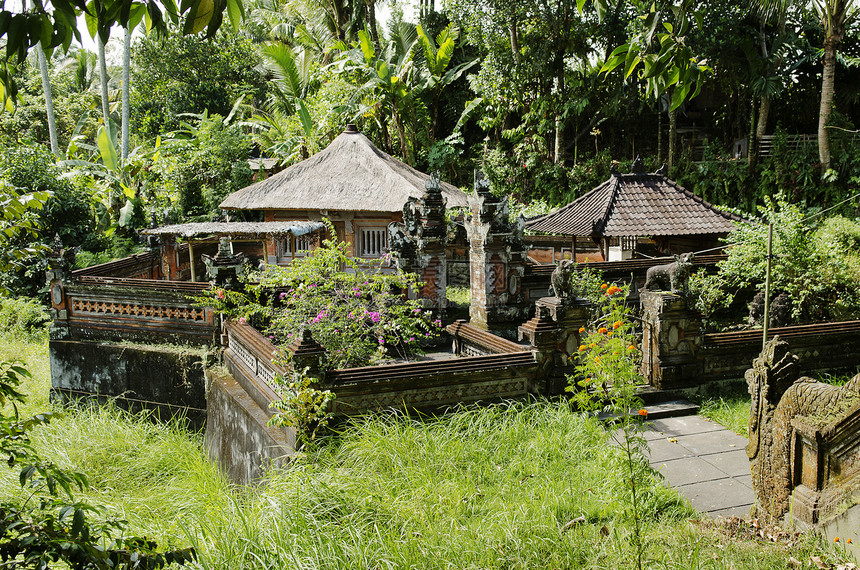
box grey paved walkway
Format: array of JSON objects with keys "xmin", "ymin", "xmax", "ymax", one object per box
[{"xmin": 644, "ymin": 415, "xmax": 755, "ymax": 518}]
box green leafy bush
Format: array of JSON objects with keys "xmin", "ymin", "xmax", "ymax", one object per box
[
  {"xmin": 688, "ymin": 199, "xmax": 860, "ymax": 327},
  {"xmin": 0, "ymin": 297, "xmax": 49, "ymax": 340}
]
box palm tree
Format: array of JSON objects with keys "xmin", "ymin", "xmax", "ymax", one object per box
[
  {"xmin": 97, "ymin": 37, "xmax": 111, "ymax": 129},
  {"xmin": 35, "ymin": 47, "xmax": 59, "ymax": 156},
  {"xmin": 122, "ymin": 28, "xmax": 131, "ymax": 162},
  {"xmin": 751, "ymin": 0, "xmax": 858, "ymax": 171},
  {"xmin": 416, "ymin": 23, "xmax": 477, "ymax": 144},
  {"xmin": 28, "ymin": 0, "xmax": 59, "ymax": 156}
]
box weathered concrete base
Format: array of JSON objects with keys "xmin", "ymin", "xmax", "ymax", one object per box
[
  {"xmin": 205, "ymin": 367, "xmax": 295, "ymax": 485},
  {"xmin": 49, "ymin": 339, "xmax": 208, "ymax": 427}
]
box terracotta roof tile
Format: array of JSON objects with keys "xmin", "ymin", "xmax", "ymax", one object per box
[{"xmin": 526, "ymin": 172, "xmax": 746, "ymax": 237}]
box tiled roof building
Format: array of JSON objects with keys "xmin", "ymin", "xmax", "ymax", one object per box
[{"xmin": 525, "ymin": 159, "xmax": 747, "ymax": 259}]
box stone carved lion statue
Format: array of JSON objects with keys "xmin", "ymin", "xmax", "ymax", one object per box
[
  {"xmin": 549, "ymin": 259, "xmax": 577, "ymax": 299},
  {"xmin": 746, "ymin": 338, "xmax": 860, "ymax": 522},
  {"xmin": 641, "ymin": 253, "xmax": 696, "ymax": 294}
]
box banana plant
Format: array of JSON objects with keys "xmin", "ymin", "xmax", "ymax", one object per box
[
  {"xmin": 62, "ymin": 119, "xmax": 155, "ymax": 233},
  {"xmin": 416, "ymin": 23, "xmax": 477, "ymax": 143},
  {"xmin": 343, "ymin": 24, "xmax": 421, "ymax": 164}
]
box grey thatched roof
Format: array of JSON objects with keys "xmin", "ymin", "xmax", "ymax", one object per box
[
  {"xmin": 143, "ymin": 221, "xmax": 325, "ymax": 239},
  {"xmin": 526, "ymin": 168, "xmax": 746, "ymax": 238},
  {"xmin": 220, "ymin": 126, "xmax": 469, "ymax": 213}
]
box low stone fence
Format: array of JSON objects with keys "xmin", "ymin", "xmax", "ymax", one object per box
[
  {"xmin": 48, "ymin": 275, "xmax": 218, "ymax": 346},
  {"xmin": 214, "ymin": 319, "xmax": 541, "ymax": 483},
  {"xmin": 641, "ymin": 291, "xmax": 860, "ymax": 390},
  {"xmin": 447, "ymin": 319, "xmax": 529, "ymax": 356},
  {"xmin": 72, "ymin": 251, "xmax": 163, "ymax": 279},
  {"xmin": 222, "ymin": 319, "xmax": 540, "ymax": 419}
]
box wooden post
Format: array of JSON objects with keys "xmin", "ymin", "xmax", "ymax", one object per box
[
  {"xmin": 571, "ymin": 236, "xmax": 577, "ymax": 262},
  {"xmin": 188, "ymin": 240, "xmax": 196, "ymax": 282},
  {"xmin": 762, "ymin": 222, "xmax": 773, "ymax": 351}
]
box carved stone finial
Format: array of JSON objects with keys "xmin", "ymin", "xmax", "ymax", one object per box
[
  {"xmin": 474, "ymin": 169, "xmax": 491, "ymax": 196},
  {"xmin": 631, "ymin": 155, "xmax": 646, "ymax": 173},
  {"xmin": 655, "ymin": 163, "xmax": 668, "ymax": 176}
]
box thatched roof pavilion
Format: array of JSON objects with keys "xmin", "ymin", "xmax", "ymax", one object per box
[
  {"xmin": 220, "ymin": 125, "xmax": 469, "ymax": 213},
  {"xmin": 143, "ymin": 221, "xmax": 325, "ymax": 239},
  {"xmin": 526, "ymin": 159, "xmax": 746, "ymax": 259}
]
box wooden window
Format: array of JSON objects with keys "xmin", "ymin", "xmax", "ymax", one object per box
[
  {"xmin": 621, "ymin": 236, "xmax": 637, "ymax": 251},
  {"xmin": 359, "ymin": 227, "xmax": 388, "ymax": 257}
]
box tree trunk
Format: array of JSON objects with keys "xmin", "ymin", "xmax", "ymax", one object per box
[
  {"xmin": 366, "ymin": 0, "xmax": 380, "ymax": 49},
  {"xmin": 657, "ymin": 107, "xmax": 662, "ymax": 164},
  {"xmin": 554, "ymin": 59, "xmax": 565, "ymax": 164},
  {"xmin": 509, "ymin": 21, "xmax": 519, "ymax": 66},
  {"xmin": 751, "ymin": 96, "xmax": 770, "ymax": 166},
  {"xmin": 37, "ymin": 46, "xmax": 59, "ymax": 156},
  {"xmin": 668, "ymin": 105, "xmax": 677, "ymax": 170},
  {"xmin": 121, "ymin": 28, "xmax": 131, "ymax": 162},
  {"xmin": 818, "ymin": 35, "xmax": 839, "ymax": 171},
  {"xmin": 97, "ymin": 37, "xmax": 111, "ymax": 128},
  {"xmin": 30, "ymin": 0, "xmax": 58, "ymax": 156}
]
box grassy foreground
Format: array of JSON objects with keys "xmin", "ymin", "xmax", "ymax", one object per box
[{"xmin": 0, "ymin": 334, "xmax": 854, "ymax": 569}]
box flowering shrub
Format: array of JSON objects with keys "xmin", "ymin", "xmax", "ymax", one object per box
[
  {"xmin": 568, "ymin": 281, "xmax": 649, "ymax": 570},
  {"xmin": 200, "ymin": 223, "xmax": 441, "ymax": 370},
  {"xmin": 258, "ymin": 230, "xmax": 440, "ymax": 369}
]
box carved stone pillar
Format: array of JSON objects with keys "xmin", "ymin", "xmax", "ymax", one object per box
[
  {"xmin": 519, "ymin": 297, "xmax": 590, "ymax": 395},
  {"xmin": 388, "ymin": 173, "xmax": 448, "ymax": 311},
  {"xmin": 287, "ymin": 329, "xmax": 327, "ymax": 383},
  {"xmin": 639, "ymin": 291, "xmax": 703, "ymax": 389},
  {"xmin": 464, "ymin": 171, "xmax": 529, "ymax": 337},
  {"xmin": 45, "ymin": 239, "xmax": 75, "ymax": 340}
]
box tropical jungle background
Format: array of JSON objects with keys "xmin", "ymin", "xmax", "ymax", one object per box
[{"xmin": 0, "ymin": 0, "xmax": 859, "ymax": 299}]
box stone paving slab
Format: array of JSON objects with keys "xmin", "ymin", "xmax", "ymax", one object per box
[
  {"xmin": 646, "ymin": 415, "xmax": 724, "ymax": 437},
  {"xmin": 672, "ymin": 430, "xmax": 749, "ymax": 456},
  {"xmin": 700, "ymin": 449, "xmax": 752, "ymax": 478},
  {"xmin": 642, "ymin": 415, "xmax": 755, "ymax": 518},
  {"xmin": 645, "ymin": 437, "xmax": 694, "ymax": 463},
  {"xmin": 652, "ymin": 456, "xmax": 729, "ymax": 487},
  {"xmin": 676, "ymin": 478, "xmax": 756, "ymax": 512}
]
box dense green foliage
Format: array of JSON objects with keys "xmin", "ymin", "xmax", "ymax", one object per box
[
  {"xmin": 131, "ymin": 31, "xmax": 268, "ymax": 139},
  {"xmin": 0, "ymin": 0, "xmax": 857, "ymax": 288},
  {"xmin": 689, "ymin": 200, "xmax": 860, "ymax": 329}
]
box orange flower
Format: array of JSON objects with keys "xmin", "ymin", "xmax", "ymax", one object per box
[
  {"xmin": 589, "ymin": 342, "xmax": 596, "ymax": 348},
  {"xmin": 578, "ymin": 326, "xmax": 585, "ymax": 333},
  {"xmin": 606, "ymin": 285, "xmax": 620, "ymax": 295},
  {"xmin": 578, "ymin": 344, "xmax": 587, "ymax": 352},
  {"xmin": 835, "ymin": 537, "xmax": 840, "ymax": 543},
  {"xmin": 594, "ymin": 356, "xmax": 600, "ymax": 362},
  {"xmin": 638, "ymin": 409, "xmax": 648, "ymax": 417},
  {"xmin": 598, "ymin": 327, "xmax": 608, "ymax": 334},
  {"xmin": 848, "ymin": 539, "xmax": 853, "ymax": 544},
  {"xmin": 628, "ymin": 344, "xmax": 637, "ymax": 351},
  {"xmin": 600, "ymin": 283, "xmax": 608, "ymax": 290},
  {"xmin": 607, "ymin": 331, "xmax": 614, "ymax": 337},
  {"xmin": 613, "ymin": 321, "xmax": 623, "ymax": 329}
]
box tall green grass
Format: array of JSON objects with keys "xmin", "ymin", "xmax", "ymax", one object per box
[{"xmin": 0, "ymin": 333, "xmax": 852, "ymax": 568}]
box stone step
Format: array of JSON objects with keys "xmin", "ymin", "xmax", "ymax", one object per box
[
  {"xmin": 635, "ymin": 385, "xmax": 685, "ymax": 405},
  {"xmin": 598, "ymin": 399, "xmax": 700, "ymax": 422}
]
